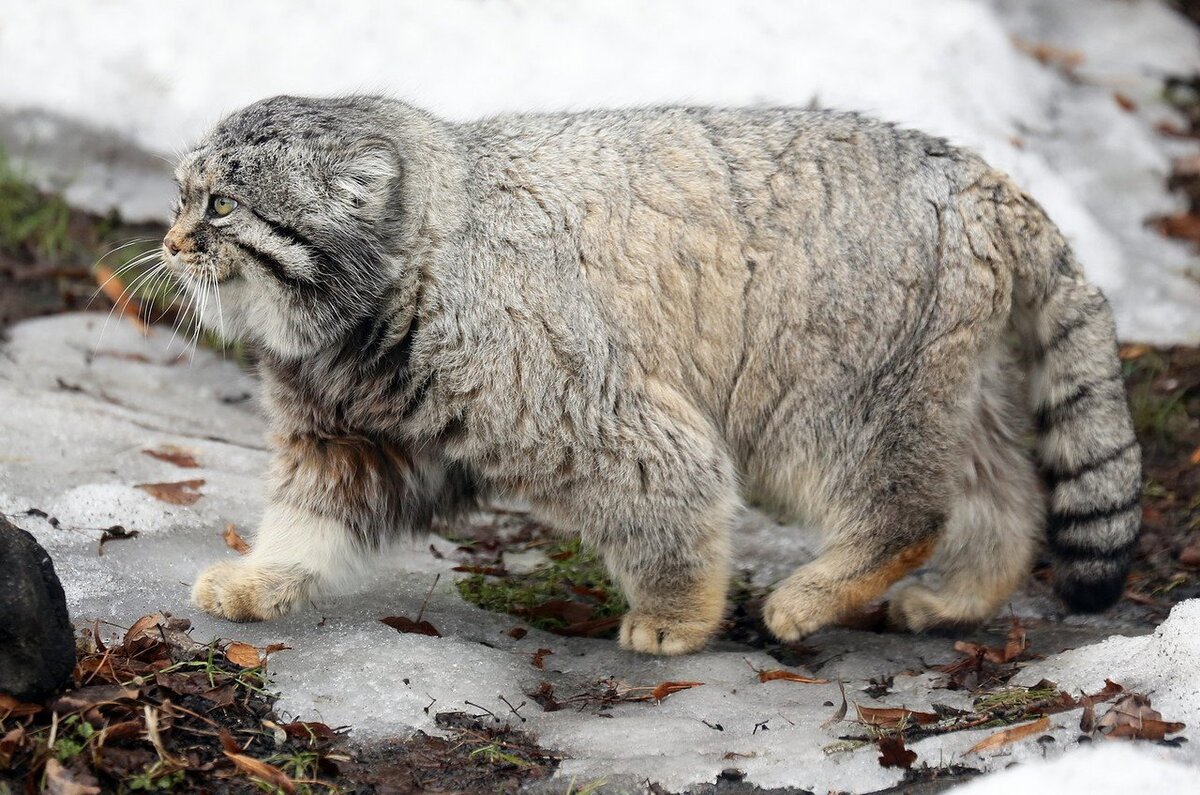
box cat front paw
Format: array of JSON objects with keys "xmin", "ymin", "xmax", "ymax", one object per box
[
  {"xmin": 618, "ymin": 609, "xmax": 718, "ymax": 655},
  {"xmin": 761, "ymin": 585, "xmax": 832, "ymax": 642},
  {"xmin": 191, "ymin": 560, "xmax": 309, "ymax": 622}
]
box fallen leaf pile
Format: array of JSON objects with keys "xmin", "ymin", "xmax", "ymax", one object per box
[
  {"xmin": 1084, "ymin": 693, "xmax": 1186, "ymax": 741},
  {"xmin": 935, "ymin": 617, "xmax": 1032, "ymax": 691},
  {"xmin": 823, "ymin": 674, "xmax": 1185, "ymax": 768},
  {"xmin": 0, "ymin": 613, "xmax": 328, "ymax": 793}
]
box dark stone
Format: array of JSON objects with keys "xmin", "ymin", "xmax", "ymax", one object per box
[{"xmin": 0, "ymin": 517, "xmax": 75, "ymax": 702}]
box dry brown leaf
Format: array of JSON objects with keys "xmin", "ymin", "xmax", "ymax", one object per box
[
  {"xmin": 650, "ymin": 681, "xmax": 704, "ymax": 702},
  {"xmin": 1119, "ymin": 344, "xmax": 1151, "ymax": 361},
  {"xmin": 1189, "ymin": 444, "xmax": 1200, "ymax": 467},
  {"xmin": 1095, "ymin": 694, "xmax": 1185, "ymax": 741},
  {"xmin": 1013, "ymin": 37, "xmax": 1084, "ymax": 71},
  {"xmin": 223, "ymin": 523, "xmax": 251, "ymax": 555},
  {"xmin": 757, "ymin": 669, "xmax": 830, "ymax": 684},
  {"xmin": 1154, "ymin": 213, "xmax": 1200, "ymax": 245},
  {"xmin": 224, "ymin": 642, "xmax": 263, "ymax": 669},
  {"xmin": 1087, "ymin": 679, "xmax": 1125, "ymax": 702},
  {"xmin": 1080, "ymin": 694, "xmax": 1096, "ymax": 735},
  {"xmin": 1000, "ymin": 616, "xmax": 1028, "ymax": 663},
  {"xmin": 0, "ymin": 693, "xmax": 42, "ymax": 718},
  {"xmin": 556, "ymin": 615, "xmax": 623, "ymax": 637},
  {"xmin": 44, "ymin": 758, "xmax": 102, "ymax": 795},
  {"xmin": 281, "ymin": 721, "xmax": 337, "ymax": 741},
  {"xmin": 224, "ymin": 750, "xmax": 296, "ymax": 793},
  {"xmin": 135, "ymin": 479, "xmax": 205, "ymax": 505},
  {"xmin": 1114, "ymin": 93, "xmax": 1136, "ymax": 113},
  {"xmin": 123, "ymin": 613, "xmax": 167, "ymax": 647},
  {"xmin": 531, "ymin": 648, "xmax": 553, "ymax": 669},
  {"xmin": 52, "ymin": 685, "xmax": 140, "ymax": 713},
  {"xmin": 0, "ymin": 726, "xmax": 26, "ymax": 769},
  {"xmin": 855, "ymin": 705, "xmax": 939, "ymax": 729},
  {"xmin": 380, "ymin": 616, "xmax": 441, "ymax": 637},
  {"xmin": 878, "ymin": 735, "xmax": 917, "ymax": 769},
  {"xmin": 821, "ymin": 681, "xmax": 848, "ymax": 728},
  {"xmin": 967, "ymin": 716, "xmax": 1051, "ymax": 754},
  {"xmin": 141, "ymin": 445, "xmax": 200, "ymax": 468}
]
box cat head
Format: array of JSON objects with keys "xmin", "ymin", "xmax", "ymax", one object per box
[{"xmin": 165, "ymin": 95, "xmax": 409, "ymax": 358}]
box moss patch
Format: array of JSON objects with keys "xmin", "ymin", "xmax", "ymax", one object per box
[{"xmin": 455, "ymin": 536, "xmax": 627, "ymax": 636}]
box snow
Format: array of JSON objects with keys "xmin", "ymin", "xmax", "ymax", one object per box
[
  {"xmin": 1, "ymin": 0, "xmax": 1198, "ymax": 342},
  {"xmin": 2, "ymin": 312, "xmax": 1197, "ymax": 793},
  {"xmin": 1012, "ymin": 600, "xmax": 1200, "ymax": 738},
  {"xmin": 4, "ymin": 0, "xmax": 1200, "ymax": 789},
  {"xmin": 948, "ymin": 744, "xmax": 1200, "ymax": 794}
]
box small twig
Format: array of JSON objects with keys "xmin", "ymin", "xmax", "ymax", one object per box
[
  {"xmin": 465, "ymin": 700, "xmax": 500, "ymax": 723},
  {"xmin": 499, "ymin": 695, "xmax": 527, "ymax": 723},
  {"xmin": 423, "ymin": 697, "xmax": 438, "ymax": 715},
  {"xmin": 416, "ymin": 573, "xmax": 441, "ymax": 625}
]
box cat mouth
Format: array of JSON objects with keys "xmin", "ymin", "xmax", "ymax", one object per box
[{"xmin": 164, "ymin": 253, "xmax": 241, "ymax": 285}]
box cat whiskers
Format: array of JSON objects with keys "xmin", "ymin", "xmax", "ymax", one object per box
[{"xmin": 92, "ymin": 251, "xmax": 171, "ymax": 353}]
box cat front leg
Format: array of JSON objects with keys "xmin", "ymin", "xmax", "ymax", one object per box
[
  {"xmin": 192, "ymin": 431, "xmax": 474, "ymax": 622},
  {"xmin": 191, "ymin": 502, "xmax": 356, "ymax": 621}
]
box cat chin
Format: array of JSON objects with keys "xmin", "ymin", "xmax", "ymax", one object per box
[{"xmin": 199, "ymin": 279, "xmax": 336, "ymax": 359}]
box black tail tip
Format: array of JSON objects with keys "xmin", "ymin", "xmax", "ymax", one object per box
[{"xmin": 1056, "ymin": 575, "xmax": 1126, "ymax": 613}]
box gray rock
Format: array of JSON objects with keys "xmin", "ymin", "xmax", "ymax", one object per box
[{"xmin": 0, "ymin": 517, "xmax": 75, "ymax": 702}]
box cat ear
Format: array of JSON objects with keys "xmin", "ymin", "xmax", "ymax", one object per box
[{"xmin": 330, "ymin": 138, "xmax": 400, "ymax": 216}]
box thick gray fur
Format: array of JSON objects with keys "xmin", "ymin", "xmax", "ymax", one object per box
[{"xmin": 172, "ymin": 95, "xmax": 1141, "ymax": 654}]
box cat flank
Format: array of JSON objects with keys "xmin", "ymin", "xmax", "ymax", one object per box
[{"xmin": 171, "ymin": 95, "xmax": 1141, "ymax": 655}]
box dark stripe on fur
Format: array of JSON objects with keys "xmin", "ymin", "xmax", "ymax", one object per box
[
  {"xmin": 1050, "ymin": 536, "xmax": 1137, "ymax": 563},
  {"xmin": 229, "ymin": 239, "xmax": 315, "ymax": 291},
  {"xmin": 1034, "ymin": 292, "xmax": 1108, "ymax": 363},
  {"xmin": 1033, "ymin": 374, "xmax": 1122, "ymax": 432},
  {"xmin": 250, "ymin": 209, "xmax": 324, "ymax": 256},
  {"xmin": 1047, "ymin": 493, "xmax": 1140, "ymax": 538},
  {"xmin": 1041, "ymin": 439, "xmax": 1138, "ymax": 487}
]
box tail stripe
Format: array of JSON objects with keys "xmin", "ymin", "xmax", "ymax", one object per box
[
  {"xmin": 1034, "ymin": 374, "xmax": 1123, "ymax": 432},
  {"xmin": 1051, "ymin": 536, "xmax": 1138, "ymax": 563},
  {"xmin": 1041, "ymin": 439, "xmax": 1138, "ymax": 487},
  {"xmin": 1047, "ymin": 493, "xmax": 1140, "ymax": 534},
  {"xmin": 1036, "ymin": 292, "xmax": 1108, "ymax": 360}
]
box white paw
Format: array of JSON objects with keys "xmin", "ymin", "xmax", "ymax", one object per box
[{"xmin": 191, "ymin": 560, "xmax": 309, "ymax": 622}]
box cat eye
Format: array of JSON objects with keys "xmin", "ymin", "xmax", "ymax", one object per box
[{"xmin": 210, "ymin": 196, "xmax": 239, "ymax": 217}]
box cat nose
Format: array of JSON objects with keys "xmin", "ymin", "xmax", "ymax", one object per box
[{"xmin": 164, "ymin": 229, "xmax": 191, "ymax": 255}]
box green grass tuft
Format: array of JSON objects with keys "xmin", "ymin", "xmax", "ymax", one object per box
[
  {"xmin": 0, "ymin": 148, "xmax": 75, "ymax": 262},
  {"xmin": 455, "ymin": 537, "xmax": 626, "ymax": 633}
]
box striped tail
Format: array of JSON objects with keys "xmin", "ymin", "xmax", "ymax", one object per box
[{"xmin": 1018, "ymin": 253, "xmax": 1142, "ymax": 612}]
